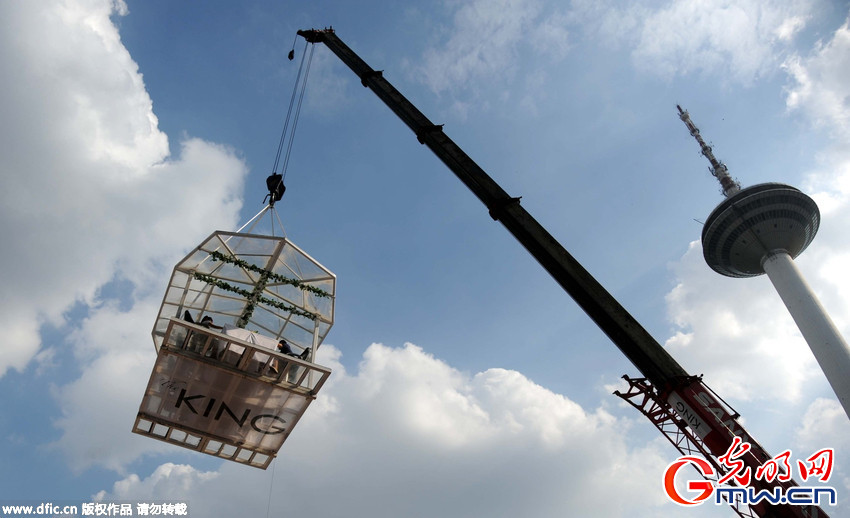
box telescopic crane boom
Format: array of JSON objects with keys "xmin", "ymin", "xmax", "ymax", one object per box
[{"xmin": 296, "ymin": 28, "xmax": 827, "ymax": 518}]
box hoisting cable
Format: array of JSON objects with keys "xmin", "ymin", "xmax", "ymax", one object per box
[
  {"xmin": 264, "ymin": 455, "xmax": 277, "ymax": 518},
  {"xmin": 235, "ymin": 202, "xmax": 288, "ymax": 238},
  {"xmin": 235, "ymin": 204, "xmax": 271, "ymax": 234},
  {"xmin": 271, "ymin": 42, "xmax": 307, "ymax": 177},
  {"xmin": 268, "ymin": 202, "xmax": 287, "ymax": 238},
  {"xmin": 280, "ymin": 43, "xmax": 315, "ymax": 183},
  {"xmin": 265, "ymin": 39, "xmax": 315, "ymax": 208}
]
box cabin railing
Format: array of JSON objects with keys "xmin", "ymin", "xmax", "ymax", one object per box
[{"xmin": 163, "ymin": 318, "xmax": 331, "ymax": 394}]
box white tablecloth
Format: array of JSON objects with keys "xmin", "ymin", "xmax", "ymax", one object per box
[{"xmin": 222, "ymin": 325, "xmax": 278, "ymax": 352}]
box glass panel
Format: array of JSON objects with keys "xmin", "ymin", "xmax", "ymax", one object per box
[
  {"xmin": 251, "ymin": 350, "xmax": 271, "ymax": 363},
  {"xmin": 236, "ymin": 449, "xmax": 253, "ymax": 462},
  {"xmin": 165, "ymin": 289, "xmax": 184, "ymax": 304},
  {"xmin": 153, "ymin": 231, "xmax": 335, "ymax": 353},
  {"xmin": 219, "ymin": 343, "xmax": 244, "ymax": 366},
  {"xmin": 160, "ymin": 303, "xmax": 180, "ymax": 321},
  {"xmin": 220, "ymin": 444, "xmax": 237, "ymax": 458},
  {"xmin": 171, "ymin": 270, "xmax": 190, "ymax": 287},
  {"xmin": 204, "ymin": 440, "xmax": 222, "ymax": 454}
]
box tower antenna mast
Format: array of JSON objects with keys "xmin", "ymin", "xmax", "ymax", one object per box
[{"xmin": 677, "ymin": 105, "xmax": 740, "ymax": 197}]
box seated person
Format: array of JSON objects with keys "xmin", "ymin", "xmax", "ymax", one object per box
[
  {"xmin": 277, "ymin": 339, "xmax": 294, "ymax": 356},
  {"xmin": 185, "ymin": 315, "xmax": 222, "ymax": 356},
  {"xmin": 272, "ymin": 340, "xmax": 310, "ymax": 383},
  {"xmin": 270, "ymin": 340, "xmax": 290, "ymax": 376},
  {"xmin": 200, "ymin": 316, "xmax": 223, "ymax": 330}
]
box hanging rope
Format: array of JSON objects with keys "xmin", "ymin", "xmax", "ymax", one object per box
[
  {"xmin": 280, "ymin": 43, "xmax": 314, "ymax": 183},
  {"xmin": 265, "ymin": 39, "xmax": 315, "ymax": 207},
  {"xmin": 269, "ymin": 202, "xmax": 287, "ymax": 238},
  {"xmin": 271, "ymin": 42, "xmax": 307, "ymax": 175},
  {"xmin": 264, "ymin": 456, "xmax": 277, "ymax": 518}
]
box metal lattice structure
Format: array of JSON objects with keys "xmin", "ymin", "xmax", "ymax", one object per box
[
  {"xmin": 615, "ymin": 376, "xmax": 828, "ymax": 518},
  {"xmin": 615, "ymin": 375, "xmax": 758, "ymax": 518},
  {"xmin": 153, "ymin": 230, "xmax": 335, "ymax": 354}
]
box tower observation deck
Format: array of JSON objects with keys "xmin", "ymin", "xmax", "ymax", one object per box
[
  {"xmin": 701, "ymin": 182, "xmax": 820, "ymax": 278},
  {"xmin": 679, "ymin": 105, "xmax": 850, "ymax": 420}
]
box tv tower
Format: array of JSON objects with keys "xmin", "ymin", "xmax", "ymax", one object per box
[{"xmin": 678, "ymin": 105, "xmax": 850, "ymax": 419}]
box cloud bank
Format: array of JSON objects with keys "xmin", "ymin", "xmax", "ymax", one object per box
[
  {"xmin": 95, "ymin": 343, "xmax": 673, "ymax": 518},
  {"xmin": 0, "ymin": 0, "xmax": 246, "ymax": 378},
  {"xmin": 566, "ymin": 0, "xmax": 814, "ymax": 83}
]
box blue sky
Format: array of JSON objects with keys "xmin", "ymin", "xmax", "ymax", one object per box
[{"xmin": 2, "ymin": 1, "xmax": 850, "ymax": 516}]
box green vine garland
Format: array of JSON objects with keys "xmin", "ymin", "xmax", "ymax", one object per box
[
  {"xmin": 192, "ymin": 272, "xmax": 320, "ymax": 321},
  {"xmin": 208, "ymin": 250, "xmax": 331, "ymax": 298}
]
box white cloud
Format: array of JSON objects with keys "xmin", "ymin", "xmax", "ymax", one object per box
[
  {"xmin": 405, "ymin": 0, "xmax": 814, "ymax": 112},
  {"xmin": 795, "ymin": 398, "xmax": 850, "ymax": 454},
  {"xmin": 794, "ymin": 398, "xmax": 850, "ymax": 493},
  {"xmin": 783, "ymin": 16, "xmax": 850, "ymax": 140},
  {"xmin": 663, "ymin": 239, "xmax": 850, "ymax": 499},
  {"xmin": 665, "ymin": 242, "xmax": 820, "ymax": 402},
  {"xmin": 94, "ymin": 463, "xmax": 219, "ymax": 503},
  {"xmin": 571, "ymin": 0, "xmax": 815, "ymax": 83},
  {"xmin": 411, "ymin": 0, "xmax": 570, "ymax": 96},
  {"xmin": 783, "ymin": 13, "xmax": 850, "ymax": 364},
  {"xmin": 93, "ymin": 342, "xmax": 677, "ymax": 517},
  {"xmin": 301, "ymin": 43, "xmax": 352, "ymax": 117},
  {"xmin": 776, "ymin": 15, "xmax": 808, "ymax": 41},
  {"xmin": 532, "ymin": 10, "xmax": 572, "ymax": 59},
  {"xmin": 50, "ymin": 299, "xmax": 169, "ymax": 472},
  {"xmin": 0, "ymin": 1, "xmax": 246, "ymax": 376}
]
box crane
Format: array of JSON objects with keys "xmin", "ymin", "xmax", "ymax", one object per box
[{"xmin": 296, "ymin": 28, "xmax": 829, "ymax": 517}]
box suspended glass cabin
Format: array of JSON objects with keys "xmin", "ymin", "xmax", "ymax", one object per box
[{"xmin": 133, "ymin": 207, "xmax": 336, "ymax": 469}]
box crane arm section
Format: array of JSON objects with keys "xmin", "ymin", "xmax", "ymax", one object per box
[{"xmin": 297, "ymin": 28, "xmax": 686, "ymax": 389}]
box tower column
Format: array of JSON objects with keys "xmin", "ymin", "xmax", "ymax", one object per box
[{"xmin": 762, "ymin": 250, "xmax": 850, "ymax": 418}]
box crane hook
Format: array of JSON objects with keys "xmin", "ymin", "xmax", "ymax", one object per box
[{"xmin": 264, "ymin": 173, "xmax": 286, "ymax": 207}]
